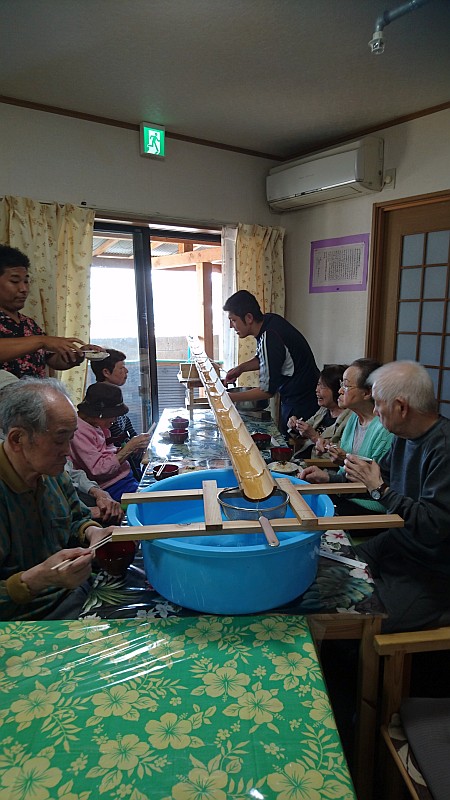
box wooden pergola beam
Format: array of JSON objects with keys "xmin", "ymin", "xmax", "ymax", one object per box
[
  {"xmin": 152, "ymin": 246, "xmax": 222, "ymax": 269},
  {"xmin": 93, "ymin": 237, "xmax": 121, "ymax": 256}
]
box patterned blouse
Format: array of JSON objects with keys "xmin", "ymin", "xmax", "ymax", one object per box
[{"xmin": 0, "ymin": 311, "xmax": 49, "ymax": 378}]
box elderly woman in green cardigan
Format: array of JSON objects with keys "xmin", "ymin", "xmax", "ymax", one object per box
[{"xmin": 299, "ymin": 358, "xmax": 394, "ymax": 522}]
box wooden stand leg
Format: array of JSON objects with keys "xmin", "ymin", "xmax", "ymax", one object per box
[
  {"xmin": 188, "ymin": 386, "xmax": 194, "ymax": 419},
  {"xmin": 308, "ymin": 615, "xmax": 382, "ymax": 800},
  {"xmin": 352, "ymin": 617, "xmax": 382, "ymax": 800},
  {"xmin": 378, "ymin": 651, "xmax": 412, "ymax": 800}
]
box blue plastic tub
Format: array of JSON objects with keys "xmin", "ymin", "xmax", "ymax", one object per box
[{"xmin": 127, "ymin": 468, "xmax": 334, "ymax": 614}]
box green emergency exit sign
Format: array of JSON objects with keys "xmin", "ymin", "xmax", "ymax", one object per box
[{"xmin": 140, "ymin": 122, "xmax": 165, "ymax": 158}]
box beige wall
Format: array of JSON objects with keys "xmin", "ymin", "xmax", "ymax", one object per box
[
  {"xmin": 281, "ymin": 109, "xmax": 450, "ymax": 369},
  {"xmin": 1, "ymin": 103, "xmax": 449, "ymax": 372},
  {"xmin": 0, "ymin": 104, "xmax": 275, "ymax": 226}
]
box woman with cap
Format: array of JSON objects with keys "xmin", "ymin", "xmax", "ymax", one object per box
[{"xmin": 69, "ymin": 383, "xmax": 148, "ymax": 501}]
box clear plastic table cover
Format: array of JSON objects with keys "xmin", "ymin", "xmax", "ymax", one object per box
[{"xmin": 0, "ymin": 614, "xmax": 356, "ymax": 799}]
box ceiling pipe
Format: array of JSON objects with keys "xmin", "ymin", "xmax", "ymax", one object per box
[{"xmin": 369, "ymin": 0, "xmax": 432, "ymax": 53}]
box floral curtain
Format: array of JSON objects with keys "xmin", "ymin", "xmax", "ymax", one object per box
[
  {"xmin": 235, "ymin": 223, "xmax": 285, "ymax": 387},
  {"xmin": 0, "ymin": 195, "xmax": 95, "ymax": 403}
]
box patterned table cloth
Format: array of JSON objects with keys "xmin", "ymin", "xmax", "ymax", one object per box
[
  {"xmin": 0, "ymin": 614, "xmax": 356, "ymax": 800},
  {"xmin": 79, "ymin": 528, "xmax": 382, "ymax": 622}
]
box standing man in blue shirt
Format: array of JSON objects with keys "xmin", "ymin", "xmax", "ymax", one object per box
[{"xmin": 224, "ymin": 290, "xmax": 319, "ymax": 434}]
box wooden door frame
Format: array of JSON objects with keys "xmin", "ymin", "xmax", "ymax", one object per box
[{"xmin": 366, "ymin": 189, "xmax": 450, "ymax": 359}]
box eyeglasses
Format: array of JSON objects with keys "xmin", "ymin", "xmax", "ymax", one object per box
[{"xmin": 339, "ymin": 381, "xmax": 359, "ymax": 391}]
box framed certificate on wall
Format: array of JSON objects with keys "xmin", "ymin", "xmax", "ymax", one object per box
[{"xmin": 310, "ymin": 233, "xmax": 369, "ymax": 293}]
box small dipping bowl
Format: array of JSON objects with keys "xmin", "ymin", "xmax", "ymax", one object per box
[
  {"xmin": 169, "ymin": 428, "xmax": 189, "ymax": 444},
  {"xmin": 171, "ymin": 417, "xmax": 189, "ymax": 430},
  {"xmin": 217, "ymin": 486, "xmax": 289, "ymax": 521},
  {"xmin": 95, "ymin": 540, "xmax": 137, "ymax": 577},
  {"xmin": 270, "ymin": 446, "xmax": 293, "ymax": 463},
  {"xmin": 251, "ymin": 432, "xmax": 271, "ymax": 450},
  {"xmin": 153, "ymin": 463, "xmax": 180, "ymax": 481}
]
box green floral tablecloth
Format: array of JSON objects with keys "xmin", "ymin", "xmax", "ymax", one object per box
[{"xmin": 0, "ymin": 615, "xmax": 356, "ymax": 800}]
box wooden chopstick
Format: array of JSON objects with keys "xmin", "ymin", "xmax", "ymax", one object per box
[
  {"xmin": 52, "ymin": 534, "xmax": 113, "ymax": 572},
  {"xmin": 155, "ymin": 458, "xmax": 168, "ymax": 478}
]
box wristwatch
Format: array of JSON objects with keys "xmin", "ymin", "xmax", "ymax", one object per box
[{"xmin": 370, "ymin": 482, "xmax": 388, "ymax": 501}]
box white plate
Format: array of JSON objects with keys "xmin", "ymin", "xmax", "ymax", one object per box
[
  {"xmin": 267, "ymin": 461, "xmax": 298, "ymax": 475},
  {"xmin": 83, "ymin": 350, "xmax": 109, "ymax": 361}
]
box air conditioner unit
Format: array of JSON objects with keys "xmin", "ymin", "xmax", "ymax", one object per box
[{"xmin": 266, "ymin": 137, "xmax": 384, "ymax": 211}]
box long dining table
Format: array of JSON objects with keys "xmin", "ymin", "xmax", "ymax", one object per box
[
  {"xmin": 73, "ymin": 406, "xmax": 385, "ymax": 800},
  {"xmin": 0, "ymin": 614, "xmax": 357, "ymax": 799}
]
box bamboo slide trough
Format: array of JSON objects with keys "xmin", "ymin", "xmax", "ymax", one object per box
[{"xmin": 111, "ymin": 339, "xmax": 403, "ymax": 544}]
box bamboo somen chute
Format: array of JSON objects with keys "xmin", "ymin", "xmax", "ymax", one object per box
[{"xmin": 111, "ymin": 340, "xmax": 403, "ymax": 543}]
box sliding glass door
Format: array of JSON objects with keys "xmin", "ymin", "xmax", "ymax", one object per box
[
  {"xmin": 89, "ymin": 221, "xmax": 222, "ymax": 427},
  {"xmin": 90, "ymin": 223, "xmax": 156, "ymax": 432}
]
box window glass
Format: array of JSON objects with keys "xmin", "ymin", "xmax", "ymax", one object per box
[
  {"xmin": 402, "ymin": 234, "xmax": 424, "ymax": 267},
  {"xmin": 396, "ymin": 334, "xmax": 417, "ymax": 361},
  {"xmin": 419, "ymin": 335, "xmax": 442, "ymax": 366},
  {"xmin": 443, "ymin": 336, "xmax": 450, "ymax": 368},
  {"xmin": 421, "ymin": 301, "xmax": 445, "ymax": 333},
  {"xmin": 426, "ymin": 230, "xmax": 450, "ymax": 265},
  {"xmin": 397, "ymin": 301, "xmax": 420, "ymax": 332},
  {"xmin": 423, "ymin": 266, "xmax": 447, "ymax": 298},
  {"xmin": 427, "ymin": 367, "xmax": 440, "ymax": 396},
  {"xmin": 399, "ymin": 268, "xmax": 422, "ymax": 300},
  {"xmin": 441, "ymin": 368, "xmax": 450, "ymax": 402},
  {"xmin": 90, "ymin": 262, "xmax": 142, "ymax": 433}
]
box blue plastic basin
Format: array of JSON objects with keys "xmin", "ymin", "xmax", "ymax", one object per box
[{"xmin": 127, "ymin": 468, "xmax": 334, "ymax": 614}]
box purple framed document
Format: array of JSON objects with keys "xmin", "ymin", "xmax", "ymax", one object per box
[{"xmin": 309, "ymin": 233, "xmax": 369, "ymax": 293}]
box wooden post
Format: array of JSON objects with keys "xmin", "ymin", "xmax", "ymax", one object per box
[{"xmin": 196, "ymin": 262, "xmax": 214, "ymax": 358}]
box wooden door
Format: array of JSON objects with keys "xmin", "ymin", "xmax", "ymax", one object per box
[{"xmin": 367, "ymin": 192, "xmax": 450, "ymax": 417}]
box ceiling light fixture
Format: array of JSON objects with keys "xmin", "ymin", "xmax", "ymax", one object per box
[{"xmin": 369, "ymin": 0, "xmax": 432, "ymax": 54}]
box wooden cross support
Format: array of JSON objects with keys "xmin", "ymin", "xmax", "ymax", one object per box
[{"xmin": 114, "ymin": 478, "xmax": 403, "ymax": 542}]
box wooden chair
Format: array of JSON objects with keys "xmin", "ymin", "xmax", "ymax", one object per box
[{"xmin": 374, "ymin": 627, "xmax": 450, "ymax": 800}]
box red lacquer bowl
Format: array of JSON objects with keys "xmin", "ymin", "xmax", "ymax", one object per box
[
  {"xmin": 168, "ymin": 429, "xmax": 189, "ymax": 444},
  {"xmin": 171, "ymin": 417, "xmax": 189, "ymax": 429},
  {"xmin": 153, "ymin": 463, "xmax": 180, "ymax": 481},
  {"xmin": 251, "ymin": 432, "xmax": 271, "ymax": 450},
  {"xmin": 270, "ymin": 446, "xmax": 293, "ymax": 463},
  {"xmin": 95, "ymin": 540, "xmax": 137, "ymax": 577}
]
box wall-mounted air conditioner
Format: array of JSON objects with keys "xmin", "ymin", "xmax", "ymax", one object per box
[{"xmin": 266, "ymin": 137, "xmax": 384, "ymax": 211}]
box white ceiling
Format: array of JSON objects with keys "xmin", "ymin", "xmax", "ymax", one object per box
[{"xmin": 2, "ymin": 0, "xmax": 450, "ymax": 159}]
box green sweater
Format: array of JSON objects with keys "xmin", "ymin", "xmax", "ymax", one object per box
[
  {"xmin": 337, "ymin": 414, "xmax": 394, "ymax": 512},
  {"xmin": 0, "ymin": 444, "xmax": 97, "ymax": 620}
]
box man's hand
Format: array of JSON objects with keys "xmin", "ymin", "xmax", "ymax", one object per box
[
  {"xmin": 89, "ymin": 488, "xmax": 124, "ymax": 524},
  {"xmin": 224, "ymin": 366, "xmax": 241, "ymax": 384},
  {"xmin": 42, "ymin": 335, "xmax": 87, "ymax": 364},
  {"xmin": 298, "ymin": 465, "xmax": 330, "ymax": 484},
  {"xmin": 343, "ymin": 454, "xmax": 382, "ymax": 491},
  {"xmin": 21, "ymin": 548, "xmax": 94, "ymax": 594}
]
